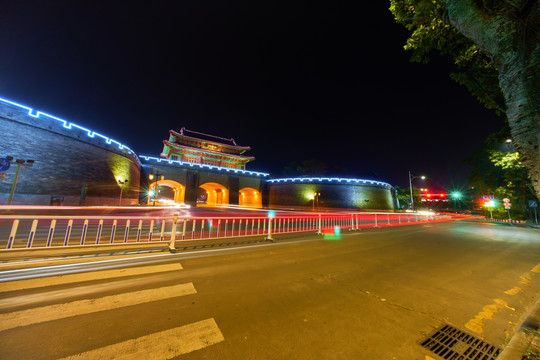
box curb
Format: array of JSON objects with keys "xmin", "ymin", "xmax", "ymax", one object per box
[{"xmin": 498, "ymin": 296, "xmax": 540, "ymax": 359}]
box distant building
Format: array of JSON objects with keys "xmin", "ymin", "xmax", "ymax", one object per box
[
  {"xmin": 161, "ymin": 127, "xmax": 255, "ymax": 170},
  {"xmin": 419, "ymin": 189, "xmax": 450, "ymax": 208}
]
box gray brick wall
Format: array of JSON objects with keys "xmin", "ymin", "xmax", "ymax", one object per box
[
  {"xmin": 268, "ymin": 182, "xmax": 396, "ymax": 210},
  {"xmin": 0, "ymin": 101, "xmax": 140, "ymax": 205}
]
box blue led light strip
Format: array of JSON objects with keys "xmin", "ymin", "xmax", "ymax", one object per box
[
  {"xmin": 139, "ymin": 155, "xmax": 270, "ymax": 177},
  {"xmin": 0, "ymin": 96, "xmax": 136, "ymax": 155},
  {"xmin": 267, "ymin": 177, "xmax": 392, "ymax": 187}
]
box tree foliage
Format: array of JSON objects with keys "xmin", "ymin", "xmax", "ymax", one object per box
[
  {"xmin": 394, "ymin": 185, "xmax": 422, "ymax": 210},
  {"xmin": 390, "ymin": 0, "xmax": 540, "ymax": 199},
  {"xmin": 389, "ymin": 0, "xmax": 505, "ymax": 113},
  {"xmin": 464, "ymin": 127, "xmax": 538, "ymax": 219}
]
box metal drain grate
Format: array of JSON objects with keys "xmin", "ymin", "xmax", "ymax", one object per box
[{"xmin": 420, "ymin": 324, "xmax": 501, "ymax": 360}]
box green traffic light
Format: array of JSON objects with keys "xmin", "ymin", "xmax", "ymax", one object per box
[{"xmin": 452, "ymin": 192, "xmax": 461, "ymax": 199}]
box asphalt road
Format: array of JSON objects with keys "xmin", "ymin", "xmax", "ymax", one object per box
[{"xmin": 1, "ymin": 220, "xmax": 539, "ymax": 359}]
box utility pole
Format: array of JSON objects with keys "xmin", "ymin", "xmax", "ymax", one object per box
[
  {"xmin": 408, "ymin": 171, "xmax": 425, "ymax": 211},
  {"xmin": 5, "ymin": 157, "xmax": 35, "ymax": 205}
]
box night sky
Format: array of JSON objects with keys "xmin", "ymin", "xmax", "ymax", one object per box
[{"xmin": 0, "ymin": 1, "xmax": 506, "ymax": 190}]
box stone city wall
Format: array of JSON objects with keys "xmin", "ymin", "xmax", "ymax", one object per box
[
  {"xmin": 0, "ymin": 100, "xmax": 140, "ymax": 205},
  {"xmin": 268, "ymin": 179, "xmax": 396, "ymax": 210}
]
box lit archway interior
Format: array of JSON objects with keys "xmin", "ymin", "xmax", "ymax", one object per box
[
  {"xmin": 239, "ymin": 187, "xmax": 262, "ymax": 208},
  {"xmin": 199, "ymin": 182, "xmax": 229, "ymax": 207},
  {"xmin": 149, "ymin": 179, "xmax": 185, "ymax": 205}
]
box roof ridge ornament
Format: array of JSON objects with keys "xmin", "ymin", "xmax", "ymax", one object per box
[{"xmin": 179, "ymin": 127, "xmax": 236, "ymax": 144}]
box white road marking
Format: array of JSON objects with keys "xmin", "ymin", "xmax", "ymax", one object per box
[
  {"xmin": 0, "ymin": 263, "xmax": 183, "ymax": 292},
  {"xmin": 0, "ymin": 283, "xmax": 196, "ymax": 332},
  {"xmin": 57, "ymin": 318, "xmax": 224, "ymax": 360}
]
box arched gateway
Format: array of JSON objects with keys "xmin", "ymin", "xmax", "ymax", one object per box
[
  {"xmin": 140, "ymin": 127, "xmax": 269, "ymax": 208},
  {"xmin": 148, "ymin": 179, "xmax": 185, "ymax": 205}
]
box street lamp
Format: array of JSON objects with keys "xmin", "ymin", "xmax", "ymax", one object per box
[
  {"xmin": 308, "ymin": 192, "xmax": 321, "ymax": 211},
  {"xmin": 117, "ymin": 178, "xmax": 128, "ymax": 206},
  {"xmin": 408, "ymin": 171, "xmax": 425, "ymax": 211},
  {"xmin": 6, "ymin": 156, "xmax": 35, "ymax": 205},
  {"xmin": 307, "ymin": 192, "xmax": 321, "ymax": 211},
  {"xmin": 148, "ymin": 171, "xmax": 164, "ymax": 206}
]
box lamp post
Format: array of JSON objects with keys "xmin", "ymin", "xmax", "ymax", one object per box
[
  {"xmin": 6, "ymin": 157, "xmax": 35, "ymax": 205},
  {"xmin": 408, "ymin": 171, "xmax": 425, "ymax": 211},
  {"xmin": 308, "ymin": 192, "xmax": 321, "ymax": 211},
  {"xmin": 148, "ymin": 171, "xmax": 164, "ymax": 206},
  {"xmin": 117, "ymin": 178, "xmax": 128, "ymax": 206}
]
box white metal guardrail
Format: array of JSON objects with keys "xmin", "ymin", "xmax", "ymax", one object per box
[{"xmin": 0, "ymin": 212, "xmax": 450, "ymax": 251}]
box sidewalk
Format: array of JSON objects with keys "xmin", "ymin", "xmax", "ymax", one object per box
[
  {"xmin": 483, "ymin": 218, "xmax": 540, "ymax": 229},
  {"xmin": 498, "ymin": 296, "xmax": 540, "ymax": 360},
  {"xmin": 497, "ymin": 218, "xmax": 540, "ymax": 359}
]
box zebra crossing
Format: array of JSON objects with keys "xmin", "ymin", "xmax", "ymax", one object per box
[{"xmin": 0, "ymin": 260, "xmax": 225, "ymax": 359}]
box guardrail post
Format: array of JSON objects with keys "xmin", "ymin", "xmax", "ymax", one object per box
[
  {"xmin": 169, "ymin": 215, "xmax": 178, "ymax": 252},
  {"xmin": 317, "ymin": 214, "xmax": 323, "ymax": 235},
  {"xmin": 136, "ymin": 220, "xmax": 142, "ymax": 242},
  {"xmin": 46, "ymin": 219, "xmax": 56, "ymax": 247},
  {"xmin": 266, "ymin": 218, "xmax": 274, "ymax": 241},
  {"xmin": 201, "ymin": 218, "xmax": 205, "ymax": 239},
  {"xmin": 160, "ymin": 220, "xmax": 165, "ymax": 241},
  {"xmin": 148, "ymin": 220, "xmax": 154, "ymax": 241},
  {"xmin": 110, "ymin": 219, "xmax": 117, "ymax": 243},
  {"xmin": 80, "ymin": 219, "xmax": 88, "ymax": 245},
  {"xmin": 182, "ymin": 218, "xmax": 187, "ymax": 240},
  {"xmin": 7, "ymin": 219, "xmax": 19, "ymax": 249},
  {"xmin": 96, "ymin": 220, "xmax": 103, "ymax": 244},
  {"xmin": 26, "ymin": 219, "xmax": 38, "ymax": 248},
  {"xmin": 65, "ymin": 219, "xmax": 74, "ymax": 246},
  {"xmin": 123, "ymin": 220, "xmax": 130, "ymax": 243}
]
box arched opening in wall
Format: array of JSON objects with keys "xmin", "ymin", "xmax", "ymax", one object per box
[
  {"xmin": 199, "ymin": 182, "xmax": 229, "ymax": 207},
  {"xmin": 239, "ymin": 187, "xmax": 262, "ymax": 208},
  {"xmin": 149, "ymin": 179, "xmax": 185, "ymax": 205}
]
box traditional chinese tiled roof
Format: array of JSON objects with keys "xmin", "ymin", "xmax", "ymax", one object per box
[
  {"xmin": 169, "ymin": 127, "xmax": 251, "ymax": 155},
  {"xmin": 162, "ymin": 140, "xmax": 255, "ymax": 162}
]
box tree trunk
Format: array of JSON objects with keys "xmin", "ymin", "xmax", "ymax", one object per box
[{"xmin": 446, "ymin": 0, "xmax": 540, "ymax": 197}]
